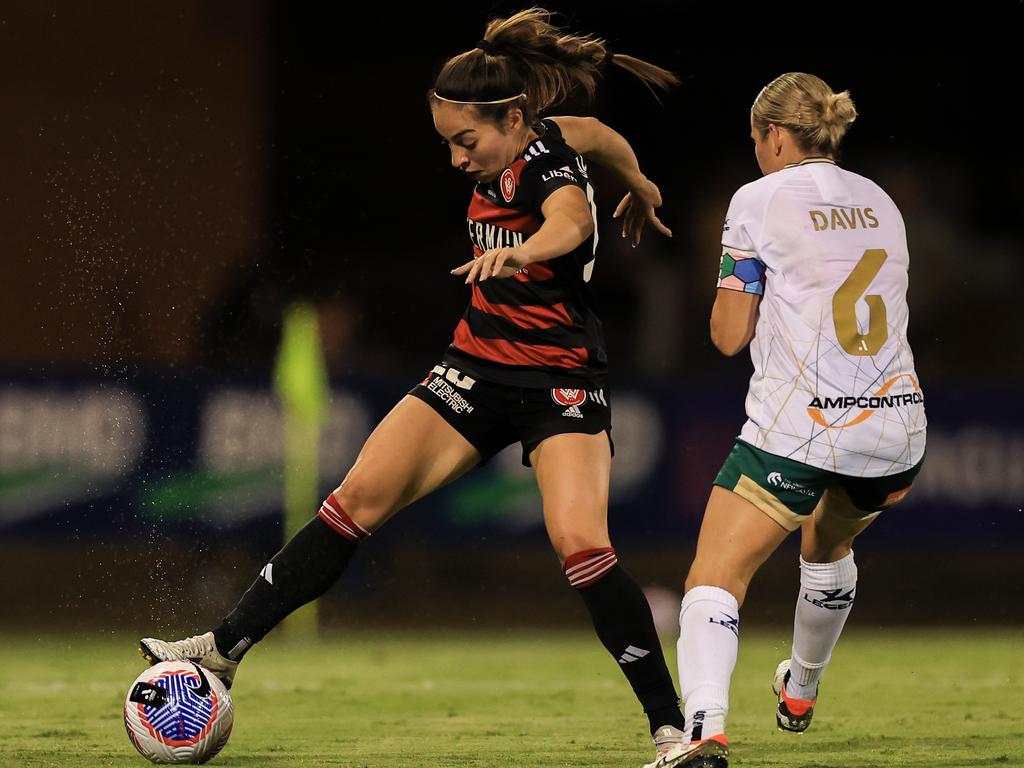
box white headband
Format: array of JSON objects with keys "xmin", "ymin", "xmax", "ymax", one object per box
[{"xmin": 433, "ymin": 92, "xmax": 526, "ymax": 106}]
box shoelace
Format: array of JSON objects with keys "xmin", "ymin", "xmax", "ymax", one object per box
[
  {"xmin": 653, "ymin": 732, "xmax": 685, "ymax": 757},
  {"xmin": 170, "ymin": 634, "xmax": 212, "ymax": 658}
]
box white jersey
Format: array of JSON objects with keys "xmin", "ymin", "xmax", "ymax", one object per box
[{"xmin": 718, "ymin": 157, "xmax": 926, "ymax": 477}]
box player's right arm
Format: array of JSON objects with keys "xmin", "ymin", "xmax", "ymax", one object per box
[
  {"xmin": 711, "ymin": 288, "xmax": 760, "ymax": 356},
  {"xmin": 713, "ymin": 182, "xmax": 768, "ymax": 355},
  {"xmin": 549, "ymin": 115, "xmax": 670, "ymax": 246},
  {"xmin": 451, "ymin": 185, "xmax": 595, "ymax": 283}
]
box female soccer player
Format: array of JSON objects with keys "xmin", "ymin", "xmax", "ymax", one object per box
[
  {"xmin": 141, "ymin": 9, "xmax": 687, "ymax": 766},
  {"xmin": 661, "ymin": 73, "xmax": 927, "ymax": 768}
]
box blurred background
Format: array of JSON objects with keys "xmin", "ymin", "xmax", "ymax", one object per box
[{"xmin": 2, "ymin": 1, "xmax": 1021, "ymax": 637}]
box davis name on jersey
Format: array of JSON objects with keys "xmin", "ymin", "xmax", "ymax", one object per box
[{"xmin": 719, "ymin": 158, "xmax": 926, "ymax": 477}]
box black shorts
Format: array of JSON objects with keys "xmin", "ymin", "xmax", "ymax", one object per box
[{"xmin": 409, "ymin": 362, "xmax": 613, "ymax": 467}]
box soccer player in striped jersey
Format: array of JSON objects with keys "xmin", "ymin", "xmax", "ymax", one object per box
[
  {"xmin": 664, "ymin": 74, "xmax": 927, "ymax": 768},
  {"xmin": 141, "ymin": 9, "xmax": 687, "ymax": 766}
]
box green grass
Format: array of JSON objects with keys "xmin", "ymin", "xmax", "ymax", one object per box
[{"xmin": 1, "ymin": 628, "xmax": 1021, "ymax": 767}]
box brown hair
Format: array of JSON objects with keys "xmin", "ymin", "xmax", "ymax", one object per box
[
  {"xmin": 751, "ymin": 72, "xmax": 857, "ymax": 156},
  {"xmin": 429, "ymin": 7, "xmax": 677, "ymax": 125}
]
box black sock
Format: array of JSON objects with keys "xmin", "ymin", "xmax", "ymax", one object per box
[
  {"xmin": 212, "ymin": 516, "xmax": 358, "ymax": 660},
  {"xmin": 576, "ymin": 565, "xmax": 685, "ymax": 735}
]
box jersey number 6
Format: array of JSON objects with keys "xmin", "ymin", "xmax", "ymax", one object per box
[{"xmin": 833, "ymin": 248, "xmax": 888, "ymax": 356}]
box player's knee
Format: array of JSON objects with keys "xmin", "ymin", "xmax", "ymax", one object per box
[
  {"xmin": 684, "ymin": 564, "xmax": 749, "ymax": 607},
  {"xmin": 562, "ymin": 546, "xmax": 618, "ymax": 588},
  {"xmin": 549, "ymin": 529, "xmax": 611, "ymax": 565},
  {"xmin": 317, "ymin": 490, "xmax": 371, "ymax": 542},
  {"xmin": 803, "ymin": 519, "xmax": 858, "ymax": 562},
  {"xmin": 801, "ymin": 541, "xmax": 853, "ymax": 563},
  {"xmin": 329, "ymin": 480, "xmax": 393, "ymax": 532}
]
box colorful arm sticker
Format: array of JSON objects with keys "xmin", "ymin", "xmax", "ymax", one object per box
[{"xmin": 717, "ymin": 248, "xmax": 766, "ymax": 295}]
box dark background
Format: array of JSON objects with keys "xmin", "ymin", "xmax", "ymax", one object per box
[{"xmin": 1, "ymin": 2, "xmax": 1022, "ymax": 632}]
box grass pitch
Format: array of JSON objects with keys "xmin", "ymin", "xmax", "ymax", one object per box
[{"xmin": 1, "ymin": 628, "xmax": 1021, "ymax": 767}]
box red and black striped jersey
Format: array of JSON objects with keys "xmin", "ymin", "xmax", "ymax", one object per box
[{"xmin": 443, "ymin": 119, "xmax": 607, "ymax": 389}]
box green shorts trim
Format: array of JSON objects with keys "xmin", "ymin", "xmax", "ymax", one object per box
[{"xmin": 714, "ymin": 440, "xmax": 924, "ymax": 531}]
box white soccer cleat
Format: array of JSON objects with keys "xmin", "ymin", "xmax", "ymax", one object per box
[
  {"xmin": 772, "ymin": 658, "xmax": 790, "ymax": 698},
  {"xmin": 643, "ymin": 730, "xmax": 729, "ymax": 768},
  {"xmin": 641, "ymin": 725, "xmax": 686, "ymax": 768},
  {"xmin": 139, "ymin": 631, "xmax": 239, "ymax": 689}
]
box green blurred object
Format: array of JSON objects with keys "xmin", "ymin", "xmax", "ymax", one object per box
[
  {"xmin": 274, "ymin": 302, "xmax": 329, "ymax": 638},
  {"xmin": 137, "ymin": 468, "xmax": 278, "ymax": 518}
]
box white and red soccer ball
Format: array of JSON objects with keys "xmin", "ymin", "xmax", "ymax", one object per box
[{"xmin": 124, "ymin": 660, "xmax": 233, "ymax": 764}]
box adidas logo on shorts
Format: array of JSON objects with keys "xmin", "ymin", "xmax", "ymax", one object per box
[{"xmin": 562, "ymin": 405, "xmax": 584, "ymax": 418}]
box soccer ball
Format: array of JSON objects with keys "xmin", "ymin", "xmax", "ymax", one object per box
[{"xmin": 124, "ymin": 661, "xmax": 234, "ymax": 764}]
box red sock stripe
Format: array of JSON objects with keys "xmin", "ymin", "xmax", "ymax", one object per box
[
  {"xmin": 563, "ymin": 547, "xmax": 618, "ymax": 588},
  {"xmin": 318, "ymin": 493, "xmax": 369, "ymax": 541}
]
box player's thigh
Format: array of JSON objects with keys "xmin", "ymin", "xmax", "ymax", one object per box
[
  {"xmin": 332, "ymin": 395, "xmax": 480, "ymax": 530},
  {"xmin": 531, "ymin": 431, "xmax": 612, "ymax": 563},
  {"xmin": 685, "ymin": 486, "xmax": 790, "ymax": 605},
  {"xmin": 802, "ymin": 461, "xmax": 922, "ymax": 561},
  {"xmin": 801, "ymin": 486, "xmax": 880, "ymax": 562},
  {"xmin": 686, "ymin": 441, "xmax": 830, "ymax": 603}
]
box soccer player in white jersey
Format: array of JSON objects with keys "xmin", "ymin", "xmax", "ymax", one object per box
[{"xmin": 658, "ymin": 73, "xmax": 927, "ymax": 768}]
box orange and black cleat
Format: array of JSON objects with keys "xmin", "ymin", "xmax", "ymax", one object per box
[
  {"xmin": 772, "ymin": 659, "xmax": 817, "ymax": 733},
  {"xmin": 678, "ymin": 734, "xmax": 729, "ymax": 768}
]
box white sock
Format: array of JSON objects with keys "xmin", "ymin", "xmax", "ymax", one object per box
[
  {"xmin": 788, "ymin": 551, "xmax": 857, "ymax": 700},
  {"xmin": 676, "ymin": 585, "xmax": 740, "ymax": 741}
]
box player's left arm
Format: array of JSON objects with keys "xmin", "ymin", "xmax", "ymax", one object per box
[
  {"xmin": 549, "ymin": 115, "xmax": 671, "ymax": 246},
  {"xmin": 451, "ymin": 186, "xmax": 593, "ymax": 283}
]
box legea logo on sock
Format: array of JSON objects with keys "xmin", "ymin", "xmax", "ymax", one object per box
[
  {"xmin": 803, "ymin": 588, "xmax": 855, "ymax": 610},
  {"xmin": 708, "ymin": 612, "xmax": 740, "ymax": 638}
]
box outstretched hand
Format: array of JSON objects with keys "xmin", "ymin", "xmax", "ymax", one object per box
[
  {"xmin": 613, "ymin": 176, "xmax": 672, "ymax": 247},
  {"xmin": 451, "ymin": 247, "xmax": 529, "ymax": 283}
]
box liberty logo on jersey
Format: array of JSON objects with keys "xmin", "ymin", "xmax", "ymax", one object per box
[
  {"xmin": 541, "ymin": 166, "xmax": 578, "ymax": 184},
  {"xmin": 807, "ymin": 373, "xmax": 923, "ymax": 429},
  {"xmin": 500, "ymin": 168, "xmax": 516, "ymax": 202}
]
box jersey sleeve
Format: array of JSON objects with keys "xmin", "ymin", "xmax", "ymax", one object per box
[
  {"xmin": 718, "ymin": 183, "xmax": 767, "ymax": 295},
  {"xmin": 519, "ymin": 121, "xmax": 588, "ymax": 209}
]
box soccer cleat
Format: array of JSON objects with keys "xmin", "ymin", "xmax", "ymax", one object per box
[
  {"xmin": 773, "ymin": 659, "xmax": 816, "ymax": 733},
  {"xmin": 646, "ymin": 734, "xmax": 729, "ymax": 768},
  {"xmin": 139, "ymin": 631, "xmax": 239, "ymax": 689},
  {"xmin": 641, "ymin": 725, "xmax": 686, "ymax": 768}
]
